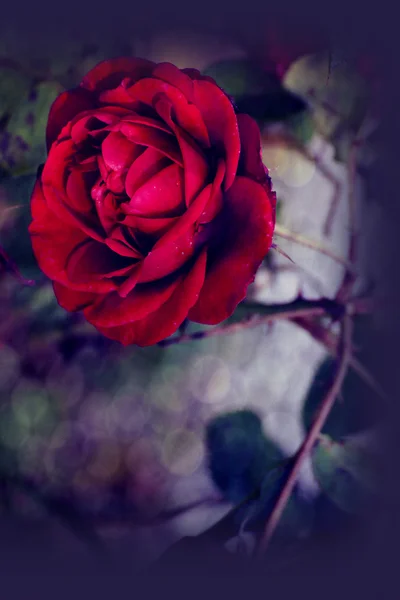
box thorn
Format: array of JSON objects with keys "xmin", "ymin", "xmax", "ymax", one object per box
[{"xmin": 271, "ymin": 242, "xmax": 295, "ymax": 264}]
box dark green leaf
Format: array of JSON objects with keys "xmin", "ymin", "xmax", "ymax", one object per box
[
  {"xmin": 0, "ymin": 81, "xmax": 63, "ymax": 176},
  {"xmin": 312, "ymin": 434, "xmax": 378, "ymax": 515},
  {"xmin": 204, "ymin": 58, "xmax": 308, "ymax": 126},
  {"xmin": 0, "ymin": 65, "xmax": 31, "ymax": 122}
]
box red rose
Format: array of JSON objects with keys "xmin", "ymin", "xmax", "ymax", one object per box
[{"xmin": 29, "ymin": 58, "xmax": 276, "ymax": 346}]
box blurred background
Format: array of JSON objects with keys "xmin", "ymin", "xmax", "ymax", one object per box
[{"xmin": 0, "ymin": 11, "xmax": 387, "ymax": 577}]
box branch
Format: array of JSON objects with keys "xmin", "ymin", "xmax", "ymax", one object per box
[
  {"xmin": 256, "ymin": 313, "xmax": 353, "ymax": 556},
  {"xmin": 0, "ymin": 245, "xmax": 35, "ymax": 286},
  {"xmin": 158, "ymin": 296, "xmax": 370, "ymax": 348},
  {"xmin": 158, "ymin": 298, "xmax": 342, "ymax": 347}
]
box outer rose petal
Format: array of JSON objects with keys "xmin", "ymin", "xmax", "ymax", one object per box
[
  {"xmin": 65, "ymin": 240, "xmax": 134, "ymax": 284},
  {"xmin": 192, "ymin": 79, "xmax": 240, "ymax": 190},
  {"xmin": 80, "ymin": 57, "xmax": 155, "ymax": 92},
  {"xmin": 237, "ymin": 114, "xmax": 269, "ymax": 183},
  {"xmin": 96, "ymin": 250, "xmax": 207, "ymax": 346},
  {"xmin": 84, "ymin": 271, "xmax": 181, "ymax": 328},
  {"xmin": 29, "ymin": 183, "xmax": 115, "ymax": 294},
  {"xmin": 188, "ymin": 177, "xmax": 274, "ymax": 325},
  {"xmin": 126, "ymin": 77, "xmax": 210, "ymax": 147},
  {"xmin": 53, "ymin": 282, "xmax": 98, "ymax": 312},
  {"xmin": 152, "ymin": 62, "xmax": 195, "ymax": 101},
  {"xmin": 46, "ymin": 88, "xmax": 94, "ymax": 150}
]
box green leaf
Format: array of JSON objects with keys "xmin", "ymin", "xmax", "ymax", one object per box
[
  {"xmin": 283, "ymin": 52, "xmax": 369, "ymax": 139},
  {"xmin": 312, "ymin": 434, "xmax": 378, "ymax": 515},
  {"xmin": 285, "ymin": 109, "xmax": 315, "ymax": 145},
  {"xmin": 204, "ymin": 58, "xmax": 308, "ymax": 126},
  {"xmin": 206, "ymin": 409, "xmax": 284, "ymax": 504},
  {"xmin": 0, "ymin": 80, "xmax": 63, "ymax": 176},
  {"xmin": 204, "ymin": 59, "xmax": 271, "ymax": 98}
]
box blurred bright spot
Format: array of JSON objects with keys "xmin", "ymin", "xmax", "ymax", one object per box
[
  {"xmin": 136, "ymin": 31, "xmax": 246, "ymax": 71},
  {"xmin": 262, "ymin": 144, "xmax": 315, "ymax": 187},
  {"xmin": 11, "ymin": 381, "xmax": 50, "ymax": 429},
  {"xmin": 147, "ymin": 378, "xmax": 184, "ymax": 414},
  {"xmin": 0, "ymin": 411, "xmax": 29, "ymax": 449},
  {"xmin": 262, "ymin": 145, "xmax": 290, "ymax": 179},
  {"xmin": 206, "ymin": 364, "xmax": 231, "ymax": 404},
  {"xmin": 161, "ymin": 428, "xmax": 204, "ymax": 476},
  {"xmin": 112, "ymin": 384, "xmax": 150, "ymax": 438},
  {"xmin": 189, "ymin": 355, "xmax": 230, "ymax": 404},
  {"xmin": 77, "ymin": 392, "xmax": 116, "ymax": 439},
  {"xmin": 87, "ymin": 442, "xmax": 122, "ymax": 482},
  {"xmin": 46, "ymin": 363, "xmax": 84, "ymax": 408}
]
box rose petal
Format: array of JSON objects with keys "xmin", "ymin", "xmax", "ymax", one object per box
[
  {"xmin": 42, "ymin": 139, "xmax": 105, "ymax": 242},
  {"xmin": 237, "ymin": 114, "xmax": 276, "ymax": 223},
  {"xmin": 102, "ymin": 131, "xmax": 142, "ymax": 172},
  {"xmin": 181, "ymin": 68, "xmax": 219, "ymax": 85},
  {"xmin": 152, "ymin": 159, "xmax": 225, "ymax": 250},
  {"xmin": 120, "ymin": 122, "xmax": 182, "ymax": 165},
  {"xmin": 95, "ymin": 249, "xmax": 207, "ymax": 346},
  {"xmin": 66, "ymin": 169, "xmax": 96, "ymax": 213},
  {"xmin": 120, "ymin": 113, "xmax": 172, "ymax": 134},
  {"xmin": 126, "ymin": 77, "xmax": 210, "ymax": 147},
  {"xmin": 124, "ymin": 163, "xmax": 184, "ymax": 218},
  {"xmin": 188, "ymin": 176, "xmax": 274, "ymax": 324},
  {"xmin": 139, "ymin": 227, "xmax": 196, "ymax": 283},
  {"xmin": 53, "ymin": 282, "xmax": 97, "ymax": 311},
  {"xmin": 155, "ymin": 95, "xmax": 209, "ymax": 206},
  {"xmin": 29, "ymin": 182, "xmax": 115, "ymax": 294},
  {"xmin": 84, "ymin": 271, "xmax": 181, "ymax": 328},
  {"xmin": 124, "ymin": 147, "xmax": 170, "ymax": 198},
  {"xmin": 46, "ymin": 87, "xmax": 94, "ymax": 150},
  {"xmin": 66, "ymin": 239, "xmax": 134, "ymax": 284},
  {"xmin": 192, "ymin": 79, "xmax": 240, "ymax": 190},
  {"xmin": 105, "ymin": 225, "xmax": 144, "ymax": 259},
  {"xmin": 106, "ymin": 170, "xmax": 126, "ymax": 195},
  {"xmin": 237, "ymin": 113, "xmax": 273, "ymax": 187},
  {"xmin": 80, "ymin": 57, "xmax": 155, "ymax": 92},
  {"xmin": 152, "ymin": 62, "xmax": 195, "ymax": 101},
  {"xmin": 121, "ymin": 214, "xmax": 179, "ymax": 236}
]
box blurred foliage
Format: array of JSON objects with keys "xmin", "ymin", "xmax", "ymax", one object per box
[
  {"xmin": 204, "ymin": 58, "xmax": 311, "ymax": 132},
  {"xmin": 206, "ymin": 409, "xmax": 283, "ymax": 503},
  {"xmin": 311, "ymin": 434, "xmax": 378, "ymax": 515},
  {"xmin": 205, "ymin": 410, "xmax": 314, "ymax": 542},
  {"xmin": 283, "ymin": 52, "xmax": 369, "ymax": 160},
  {"xmin": 0, "ymin": 81, "xmax": 63, "ymax": 176}
]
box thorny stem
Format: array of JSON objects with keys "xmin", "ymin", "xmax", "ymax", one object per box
[
  {"xmin": 256, "ymin": 313, "xmax": 353, "ymax": 556},
  {"xmin": 159, "ymin": 296, "xmax": 370, "ymax": 348}
]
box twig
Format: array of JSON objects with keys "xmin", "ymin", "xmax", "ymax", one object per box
[
  {"xmin": 159, "ymin": 296, "xmax": 369, "ymax": 348},
  {"xmin": 336, "ymin": 140, "xmax": 359, "ymax": 302},
  {"xmin": 0, "ymin": 245, "xmax": 35, "ymax": 286},
  {"xmin": 256, "ymin": 313, "xmax": 353, "ymax": 556},
  {"xmin": 274, "ymin": 223, "xmax": 356, "ymax": 272},
  {"xmin": 158, "ymin": 298, "xmax": 344, "ymax": 347}
]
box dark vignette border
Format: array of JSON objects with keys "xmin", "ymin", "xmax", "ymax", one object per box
[{"xmin": 0, "ymin": 0, "xmax": 398, "ymax": 596}]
